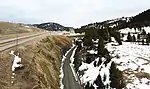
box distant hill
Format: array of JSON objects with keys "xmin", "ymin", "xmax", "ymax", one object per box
[
  {"xmin": 80, "ymin": 17, "xmax": 131, "ymax": 30},
  {"xmin": 130, "ymin": 9, "xmax": 150, "ymax": 27},
  {"xmin": 77, "ymin": 9, "xmax": 150, "ymax": 32},
  {"xmin": 33, "ymin": 22, "xmax": 70, "ymax": 31},
  {"xmin": 0, "ymin": 22, "xmax": 42, "ymax": 35}
]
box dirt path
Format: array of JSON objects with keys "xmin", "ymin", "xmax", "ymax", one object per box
[{"xmin": 62, "ymin": 46, "xmax": 82, "ymax": 89}]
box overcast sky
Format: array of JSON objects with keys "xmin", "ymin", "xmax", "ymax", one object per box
[{"xmin": 0, "ymin": 0, "xmax": 150, "ymax": 27}]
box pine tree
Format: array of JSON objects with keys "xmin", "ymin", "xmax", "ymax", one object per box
[
  {"xmin": 142, "ymin": 39, "xmax": 145, "ymax": 45},
  {"xmin": 146, "ymin": 33, "xmax": 150, "ymax": 45},
  {"xmin": 142, "ymin": 29, "xmax": 146, "ymax": 35},
  {"xmin": 83, "ymin": 31, "xmax": 93, "ymax": 47},
  {"xmin": 110, "ymin": 62, "xmax": 125, "ymax": 89},
  {"xmin": 97, "ymin": 37, "xmax": 105, "ymax": 56},
  {"xmin": 111, "ymin": 31, "xmax": 122, "ymax": 45},
  {"xmin": 132, "ymin": 35, "xmax": 136, "ymax": 42},
  {"xmin": 137, "ymin": 34, "xmax": 140, "ymax": 40},
  {"xmin": 127, "ymin": 32, "xmax": 132, "ymax": 42}
]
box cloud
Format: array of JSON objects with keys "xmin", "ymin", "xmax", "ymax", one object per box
[{"xmin": 0, "ymin": 0, "xmax": 149, "ymax": 27}]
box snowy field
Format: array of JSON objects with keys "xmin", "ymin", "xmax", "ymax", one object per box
[{"xmin": 106, "ymin": 42, "xmax": 150, "ymax": 89}]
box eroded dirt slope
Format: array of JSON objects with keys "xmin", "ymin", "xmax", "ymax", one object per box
[{"xmin": 0, "ymin": 35, "xmax": 72, "ymax": 89}]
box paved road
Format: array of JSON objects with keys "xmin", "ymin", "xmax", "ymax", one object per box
[
  {"xmin": 0, "ymin": 32, "xmax": 50, "ymax": 52},
  {"xmin": 62, "ymin": 47, "xmax": 82, "ymax": 89}
]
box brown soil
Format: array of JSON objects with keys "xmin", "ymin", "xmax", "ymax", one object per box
[{"xmin": 0, "ymin": 35, "xmax": 72, "ymax": 89}]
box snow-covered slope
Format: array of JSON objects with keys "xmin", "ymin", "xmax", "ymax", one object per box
[
  {"xmin": 106, "ymin": 42, "xmax": 150, "ymax": 89},
  {"xmin": 81, "ymin": 17, "xmax": 131, "ymax": 29},
  {"xmin": 73, "ymin": 39, "xmax": 125, "ymax": 89},
  {"xmin": 73, "ymin": 38, "xmax": 150, "ymax": 89}
]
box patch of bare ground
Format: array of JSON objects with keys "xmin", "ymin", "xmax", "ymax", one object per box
[
  {"xmin": 122, "ymin": 68, "xmax": 150, "ymax": 85},
  {"xmin": 0, "ymin": 35, "xmax": 72, "ymax": 89}
]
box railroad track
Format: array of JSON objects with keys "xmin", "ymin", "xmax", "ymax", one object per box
[{"xmin": 0, "ymin": 32, "xmax": 48, "ymax": 52}]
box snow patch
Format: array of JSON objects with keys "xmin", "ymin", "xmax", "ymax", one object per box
[
  {"xmin": 79, "ymin": 61, "xmax": 100, "ymax": 85},
  {"xmin": 87, "ymin": 50, "xmax": 98, "ymax": 54},
  {"xmin": 127, "ymin": 78, "xmax": 150, "ymax": 89},
  {"xmin": 9, "ymin": 51, "xmax": 23, "ymax": 71},
  {"xmin": 79, "ymin": 57, "xmax": 112, "ymax": 88}
]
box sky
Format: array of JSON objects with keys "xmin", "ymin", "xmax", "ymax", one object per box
[{"xmin": 0, "ymin": 0, "xmax": 150, "ymax": 28}]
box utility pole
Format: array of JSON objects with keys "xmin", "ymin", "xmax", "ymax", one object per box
[{"xmin": 14, "ymin": 22, "xmax": 19, "ymax": 53}]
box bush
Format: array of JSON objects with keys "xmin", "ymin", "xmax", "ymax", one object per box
[{"xmin": 110, "ymin": 62, "xmax": 125, "ymax": 89}]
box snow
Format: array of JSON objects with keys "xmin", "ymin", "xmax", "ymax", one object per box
[
  {"xmin": 79, "ymin": 57, "xmax": 112, "ymax": 89},
  {"xmin": 120, "ymin": 26, "xmax": 150, "ymax": 35},
  {"xmin": 9, "ymin": 51, "xmax": 23, "ymax": 71},
  {"xmin": 110, "ymin": 24, "xmax": 116, "ymax": 28},
  {"xmin": 127, "ymin": 78, "xmax": 150, "ymax": 89},
  {"xmin": 120, "ymin": 28, "xmax": 139, "ymax": 34},
  {"xmin": 100, "ymin": 61, "xmax": 112, "ymax": 86},
  {"xmin": 106, "ymin": 42, "xmax": 150, "ymax": 73},
  {"xmin": 9, "ymin": 51, "xmax": 14, "ymax": 55},
  {"xmin": 142, "ymin": 27, "xmax": 150, "ymax": 33},
  {"xmin": 93, "ymin": 83, "xmax": 98, "ymax": 89},
  {"xmin": 111, "ymin": 37, "xmax": 116, "ymax": 42},
  {"xmin": 60, "ymin": 56, "xmax": 66, "ymax": 89},
  {"xmin": 87, "ymin": 50, "xmax": 98, "ymax": 54},
  {"xmin": 70, "ymin": 46, "xmax": 78, "ymax": 64},
  {"xmin": 70, "ymin": 46, "xmax": 79, "ymax": 82},
  {"xmin": 106, "ymin": 42, "xmax": 150, "ymax": 88},
  {"xmin": 92, "ymin": 39, "xmax": 99, "ymax": 43},
  {"xmin": 79, "ymin": 61, "xmax": 101, "ymax": 85}
]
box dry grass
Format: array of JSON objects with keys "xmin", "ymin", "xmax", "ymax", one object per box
[
  {"xmin": 0, "ymin": 35, "xmax": 72, "ymax": 89},
  {"xmin": 122, "ymin": 68, "xmax": 150, "ymax": 86},
  {"xmin": 0, "ymin": 21, "xmax": 42, "ymax": 35},
  {"xmin": 135, "ymin": 72, "xmax": 150, "ymax": 79},
  {"xmin": 52, "ymin": 35, "xmax": 72, "ymax": 46}
]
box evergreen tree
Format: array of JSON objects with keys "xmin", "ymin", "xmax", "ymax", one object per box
[
  {"xmin": 142, "ymin": 39, "xmax": 145, "ymax": 45},
  {"xmin": 132, "ymin": 35, "xmax": 136, "ymax": 42},
  {"xmin": 83, "ymin": 29, "xmax": 93, "ymax": 47},
  {"xmin": 110, "ymin": 62, "xmax": 125, "ymax": 89},
  {"xmin": 142, "ymin": 29, "xmax": 146, "ymax": 35},
  {"xmin": 146, "ymin": 33, "xmax": 150, "ymax": 45},
  {"xmin": 127, "ymin": 32, "xmax": 132, "ymax": 42},
  {"xmin": 111, "ymin": 31, "xmax": 122, "ymax": 45},
  {"xmin": 94, "ymin": 75, "xmax": 105, "ymax": 89},
  {"xmin": 97, "ymin": 37, "xmax": 105, "ymax": 56},
  {"xmin": 83, "ymin": 36, "xmax": 93, "ymax": 47},
  {"xmin": 85, "ymin": 82, "xmax": 95, "ymax": 89},
  {"xmin": 137, "ymin": 34, "xmax": 140, "ymax": 40}
]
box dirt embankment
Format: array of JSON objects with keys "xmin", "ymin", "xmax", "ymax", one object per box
[{"xmin": 0, "ymin": 35, "xmax": 72, "ymax": 89}]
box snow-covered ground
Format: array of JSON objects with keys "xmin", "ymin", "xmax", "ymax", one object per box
[
  {"xmin": 106, "ymin": 42, "xmax": 150, "ymax": 89},
  {"xmin": 79, "ymin": 57, "xmax": 112, "ymax": 89},
  {"xmin": 119, "ymin": 26, "xmax": 150, "ymax": 34},
  {"xmin": 142, "ymin": 27, "xmax": 150, "ymax": 33},
  {"xmin": 120, "ymin": 28, "xmax": 139, "ymax": 34}
]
